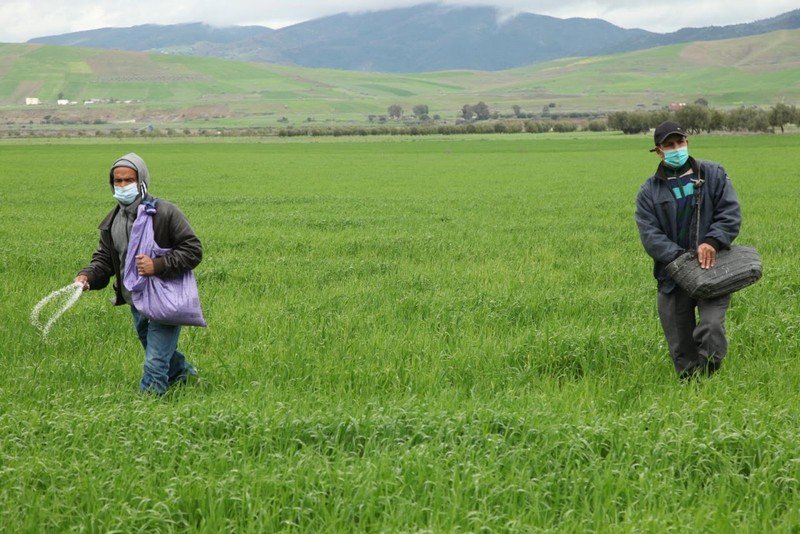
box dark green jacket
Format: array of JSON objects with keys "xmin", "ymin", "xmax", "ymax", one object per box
[{"xmin": 78, "ymin": 195, "xmax": 202, "ymax": 305}]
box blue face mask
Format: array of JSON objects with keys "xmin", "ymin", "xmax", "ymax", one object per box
[
  {"xmin": 663, "ymin": 146, "xmax": 689, "ymax": 169},
  {"xmin": 113, "ymin": 183, "xmax": 139, "ymax": 205}
]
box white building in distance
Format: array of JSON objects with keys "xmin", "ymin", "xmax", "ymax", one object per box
[{"xmin": 25, "ymin": 97, "xmax": 40, "ymax": 105}]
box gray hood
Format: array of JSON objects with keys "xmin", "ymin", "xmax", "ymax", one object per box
[{"xmin": 109, "ymin": 152, "xmax": 150, "ymax": 196}]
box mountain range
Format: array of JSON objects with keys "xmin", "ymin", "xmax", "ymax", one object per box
[{"xmin": 27, "ymin": 3, "xmax": 800, "ymax": 72}]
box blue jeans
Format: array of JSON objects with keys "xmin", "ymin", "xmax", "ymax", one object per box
[{"xmin": 131, "ymin": 306, "xmax": 195, "ymax": 395}]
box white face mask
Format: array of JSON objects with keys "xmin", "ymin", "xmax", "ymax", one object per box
[{"xmin": 113, "ymin": 182, "xmax": 139, "ymax": 205}]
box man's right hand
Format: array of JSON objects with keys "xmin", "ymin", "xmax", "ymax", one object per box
[
  {"xmin": 697, "ymin": 243, "xmax": 717, "ymax": 270},
  {"xmin": 74, "ymin": 275, "xmax": 90, "ymax": 291}
]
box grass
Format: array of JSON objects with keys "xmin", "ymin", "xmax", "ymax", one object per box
[
  {"xmin": 1, "ymin": 132, "xmax": 799, "ymax": 530},
  {"xmin": 1, "ymin": 28, "xmax": 799, "ymax": 128}
]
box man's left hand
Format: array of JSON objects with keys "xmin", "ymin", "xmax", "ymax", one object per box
[
  {"xmin": 135, "ymin": 254, "xmax": 155, "ymax": 276},
  {"xmin": 697, "ymin": 243, "xmax": 716, "ymax": 270}
]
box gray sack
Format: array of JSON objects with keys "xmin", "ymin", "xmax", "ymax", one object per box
[{"xmin": 665, "ymin": 245, "xmax": 762, "ymax": 300}]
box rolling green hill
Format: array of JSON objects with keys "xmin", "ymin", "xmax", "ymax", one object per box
[{"xmin": 2, "ymin": 29, "xmax": 799, "ymax": 128}]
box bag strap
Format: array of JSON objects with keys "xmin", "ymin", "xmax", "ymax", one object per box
[{"xmin": 690, "ymin": 172, "xmax": 704, "ymax": 251}]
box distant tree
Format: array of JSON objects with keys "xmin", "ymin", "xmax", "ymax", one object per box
[
  {"xmin": 586, "ymin": 120, "xmax": 607, "ymax": 132},
  {"xmin": 505, "ymin": 121, "xmax": 524, "ymax": 133},
  {"xmin": 57, "ymin": 91, "xmax": 65, "ymax": 100},
  {"xmin": 694, "ymin": 97, "xmax": 709, "ymax": 107},
  {"xmin": 473, "ymin": 101, "xmax": 490, "ymax": 120},
  {"xmin": 708, "ymin": 109, "xmax": 725, "ymax": 132},
  {"xmin": 725, "ymin": 106, "xmax": 771, "ymax": 133},
  {"xmin": 607, "ymin": 111, "xmax": 650, "ymax": 134},
  {"xmin": 723, "ymin": 108, "xmax": 745, "ymax": 131},
  {"xmin": 552, "ymin": 121, "xmax": 577, "ymax": 132},
  {"xmin": 524, "ymin": 121, "xmax": 550, "ymax": 133},
  {"xmin": 541, "ymin": 105, "xmax": 551, "ymax": 116},
  {"xmin": 512, "ymin": 105, "xmax": 522, "ymax": 118},
  {"xmin": 388, "ymin": 104, "xmax": 403, "ymax": 119},
  {"xmin": 675, "ymin": 104, "xmax": 711, "ymax": 134},
  {"xmin": 769, "ymin": 103, "xmax": 796, "ymax": 133},
  {"xmin": 606, "ymin": 111, "xmax": 625, "ymax": 131},
  {"xmin": 460, "ymin": 102, "xmax": 491, "ymax": 121},
  {"xmin": 412, "ymin": 104, "xmax": 429, "ymax": 119},
  {"xmin": 749, "ymin": 109, "xmax": 772, "ymax": 132},
  {"xmin": 650, "ymin": 109, "xmax": 670, "ymax": 126}
]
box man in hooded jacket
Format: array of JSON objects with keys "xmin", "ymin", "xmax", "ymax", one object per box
[
  {"xmin": 75, "ymin": 153, "xmax": 202, "ymax": 395},
  {"xmin": 635, "ymin": 121, "xmax": 741, "ymax": 380}
]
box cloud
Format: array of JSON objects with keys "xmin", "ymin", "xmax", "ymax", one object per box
[
  {"xmin": 1, "ymin": 0, "xmax": 797, "ymax": 42},
  {"xmin": 547, "ymin": 0, "xmax": 800, "ymax": 31},
  {"xmin": 0, "ymin": 1, "xmax": 187, "ymax": 42}
]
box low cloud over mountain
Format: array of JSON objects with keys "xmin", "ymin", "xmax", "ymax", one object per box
[{"xmin": 29, "ymin": 3, "xmax": 800, "ymax": 72}]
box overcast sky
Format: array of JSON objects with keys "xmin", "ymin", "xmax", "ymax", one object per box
[{"xmin": 1, "ymin": 0, "xmax": 797, "ymax": 43}]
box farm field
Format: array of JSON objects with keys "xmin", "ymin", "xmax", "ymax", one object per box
[{"xmin": 1, "ymin": 133, "xmax": 799, "ymax": 530}]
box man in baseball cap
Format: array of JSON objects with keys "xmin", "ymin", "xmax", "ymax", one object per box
[
  {"xmin": 649, "ymin": 121, "xmax": 687, "ymax": 152},
  {"xmin": 635, "ymin": 121, "xmax": 742, "ymax": 380}
]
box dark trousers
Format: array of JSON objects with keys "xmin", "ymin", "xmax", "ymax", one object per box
[{"xmin": 657, "ymin": 287, "xmax": 731, "ymax": 378}]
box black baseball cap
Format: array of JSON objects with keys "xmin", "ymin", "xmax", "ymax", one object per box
[{"xmin": 649, "ymin": 121, "xmax": 687, "ymax": 151}]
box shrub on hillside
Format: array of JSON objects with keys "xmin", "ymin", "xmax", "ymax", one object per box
[
  {"xmin": 552, "ymin": 122, "xmax": 577, "ymax": 133},
  {"xmin": 587, "ymin": 120, "xmax": 607, "ymax": 132},
  {"xmin": 524, "ymin": 121, "xmax": 550, "ymax": 133}
]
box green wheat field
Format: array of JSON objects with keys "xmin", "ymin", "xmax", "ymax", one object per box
[{"xmin": 1, "ymin": 132, "xmax": 799, "ymax": 530}]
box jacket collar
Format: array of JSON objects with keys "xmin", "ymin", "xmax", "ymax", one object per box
[
  {"xmin": 654, "ymin": 156, "xmax": 701, "ymax": 181},
  {"xmin": 98, "ymin": 194, "xmax": 151, "ymax": 230}
]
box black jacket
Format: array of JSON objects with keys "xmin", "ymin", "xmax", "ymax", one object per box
[
  {"xmin": 78, "ymin": 195, "xmax": 203, "ymax": 305},
  {"xmin": 635, "ymin": 157, "xmax": 741, "ymax": 293}
]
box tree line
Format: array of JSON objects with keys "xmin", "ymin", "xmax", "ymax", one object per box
[
  {"xmin": 386, "ymin": 101, "xmax": 567, "ymax": 122},
  {"xmin": 7, "ymin": 102, "xmax": 796, "ymax": 139},
  {"xmin": 276, "ymin": 101, "xmax": 798, "ymax": 139},
  {"xmin": 602, "ymin": 103, "xmax": 798, "ymax": 134},
  {"xmin": 385, "ymin": 102, "xmax": 799, "ymax": 135},
  {"xmin": 278, "ymin": 120, "xmax": 584, "ymax": 138}
]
